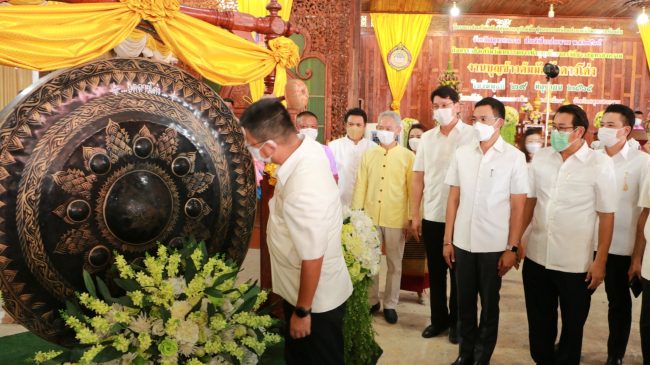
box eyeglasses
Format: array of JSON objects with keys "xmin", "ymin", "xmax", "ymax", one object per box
[
  {"xmin": 470, "ymin": 116, "xmax": 499, "ymax": 124},
  {"xmin": 551, "ymin": 126, "xmax": 576, "ymax": 132}
]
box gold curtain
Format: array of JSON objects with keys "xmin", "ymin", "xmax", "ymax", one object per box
[
  {"xmin": 0, "ymin": 66, "xmax": 33, "ymax": 110},
  {"xmin": 640, "ymin": 22, "xmax": 650, "ymax": 72},
  {"xmin": 237, "ymin": 0, "xmax": 294, "ymax": 101},
  {"xmin": 371, "ymin": 13, "xmax": 432, "ymax": 112},
  {"xmin": 0, "ymin": 0, "xmax": 299, "ymax": 86}
]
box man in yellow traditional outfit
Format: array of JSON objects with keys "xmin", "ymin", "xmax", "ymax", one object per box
[{"xmin": 352, "ymin": 110, "xmax": 414, "ymax": 324}]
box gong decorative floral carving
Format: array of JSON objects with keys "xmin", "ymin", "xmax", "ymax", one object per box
[{"xmin": 0, "ymin": 58, "xmax": 256, "ymax": 345}]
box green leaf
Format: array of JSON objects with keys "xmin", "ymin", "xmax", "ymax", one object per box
[
  {"xmin": 204, "ymin": 287, "xmax": 222, "ymax": 298},
  {"xmin": 199, "ymin": 241, "xmax": 208, "ymax": 266},
  {"xmin": 93, "ymin": 346, "xmax": 122, "ymax": 362},
  {"xmin": 113, "ymin": 278, "xmax": 139, "ymax": 292},
  {"xmin": 83, "ymin": 270, "xmax": 97, "ymax": 298},
  {"xmin": 236, "ymin": 286, "xmax": 261, "ymax": 314},
  {"xmin": 95, "ymin": 276, "xmax": 116, "ymax": 304},
  {"xmin": 211, "ymin": 270, "xmax": 238, "ymax": 288},
  {"xmin": 64, "ymin": 300, "xmax": 84, "ymax": 321},
  {"xmin": 114, "ymin": 295, "xmax": 133, "ymax": 307}
]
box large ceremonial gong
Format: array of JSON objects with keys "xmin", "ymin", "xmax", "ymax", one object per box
[{"xmin": 0, "ymin": 58, "xmax": 256, "ymax": 344}]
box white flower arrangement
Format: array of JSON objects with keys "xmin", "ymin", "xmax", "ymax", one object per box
[
  {"xmin": 34, "ymin": 241, "xmax": 281, "ymax": 365},
  {"xmin": 341, "ymin": 207, "xmax": 381, "ymax": 284}
]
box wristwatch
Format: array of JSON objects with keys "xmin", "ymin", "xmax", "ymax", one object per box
[
  {"xmin": 506, "ymin": 244, "xmax": 519, "ymax": 253},
  {"xmin": 294, "ymin": 306, "xmax": 312, "ymax": 318}
]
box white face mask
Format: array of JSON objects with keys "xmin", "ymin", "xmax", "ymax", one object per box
[
  {"xmin": 525, "ymin": 142, "xmax": 542, "ymax": 154},
  {"xmin": 597, "ymin": 127, "xmax": 622, "ymax": 148},
  {"xmin": 590, "ymin": 140, "xmax": 602, "ymax": 150},
  {"xmin": 376, "ymin": 130, "xmax": 396, "ymax": 145},
  {"xmin": 434, "ymin": 107, "xmax": 455, "ymax": 126},
  {"xmin": 635, "ymin": 118, "xmax": 643, "ymax": 126},
  {"xmin": 299, "ymin": 128, "xmax": 318, "ymax": 141},
  {"xmin": 408, "ymin": 137, "xmax": 420, "ymax": 151},
  {"xmin": 247, "ymin": 142, "xmax": 273, "ymax": 163},
  {"xmin": 473, "ymin": 122, "xmax": 495, "ymax": 142}
]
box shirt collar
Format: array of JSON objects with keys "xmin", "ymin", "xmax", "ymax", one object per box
[
  {"xmin": 617, "ymin": 140, "xmax": 630, "ymax": 160},
  {"xmin": 276, "ymin": 135, "xmax": 307, "ymax": 186},
  {"xmin": 433, "ymin": 119, "xmax": 467, "ymax": 136},
  {"xmin": 572, "ymin": 141, "xmax": 590, "ymax": 162},
  {"xmin": 473, "ymin": 136, "xmax": 505, "ymax": 153}
]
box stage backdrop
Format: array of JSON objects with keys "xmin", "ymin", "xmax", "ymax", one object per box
[{"xmin": 358, "ymin": 14, "xmax": 650, "ymax": 127}]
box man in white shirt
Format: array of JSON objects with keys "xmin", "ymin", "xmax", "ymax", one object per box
[
  {"xmin": 411, "ymin": 86, "xmax": 474, "ymax": 343},
  {"xmin": 522, "ymin": 104, "xmax": 617, "ymax": 365},
  {"xmin": 329, "ymin": 108, "xmax": 377, "ymax": 206},
  {"xmin": 443, "ymin": 97, "xmax": 529, "ymax": 365},
  {"xmin": 240, "ymin": 99, "xmax": 353, "ymax": 365},
  {"xmin": 596, "ymin": 104, "xmax": 650, "ymax": 365},
  {"xmin": 630, "ymin": 169, "xmax": 650, "ymax": 363}
]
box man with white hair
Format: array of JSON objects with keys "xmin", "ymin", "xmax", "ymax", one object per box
[{"xmin": 352, "ymin": 110, "xmax": 414, "ymax": 324}]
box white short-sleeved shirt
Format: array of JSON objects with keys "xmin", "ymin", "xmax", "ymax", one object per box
[
  {"xmin": 268, "ymin": 137, "xmax": 353, "ymax": 313},
  {"xmin": 413, "ymin": 121, "xmax": 475, "ymax": 222},
  {"xmin": 527, "ymin": 143, "xmax": 618, "ymax": 273},
  {"xmin": 639, "ymin": 170, "xmax": 650, "ymax": 280},
  {"xmin": 444, "ymin": 137, "xmax": 529, "ymax": 253},
  {"xmin": 594, "ymin": 143, "xmax": 650, "ymax": 256},
  {"xmin": 328, "ymin": 137, "xmax": 377, "ymax": 207}
]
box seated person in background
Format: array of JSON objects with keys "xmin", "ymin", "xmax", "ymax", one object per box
[
  {"xmin": 407, "ymin": 123, "xmax": 424, "ymax": 153},
  {"xmin": 296, "ymin": 111, "xmax": 338, "ymax": 183},
  {"xmin": 520, "ymin": 128, "xmax": 544, "ymax": 163}
]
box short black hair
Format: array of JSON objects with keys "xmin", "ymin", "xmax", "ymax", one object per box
[
  {"xmin": 555, "ymin": 104, "xmax": 589, "ymax": 137},
  {"xmin": 604, "ymin": 104, "xmax": 635, "ymax": 129},
  {"xmin": 223, "ymin": 97, "xmax": 234, "ymax": 105},
  {"xmin": 296, "ymin": 110, "xmax": 318, "ymax": 122},
  {"xmin": 474, "ymin": 97, "xmax": 505, "ymax": 119},
  {"xmin": 408, "ymin": 123, "xmax": 424, "ymax": 135},
  {"xmin": 239, "ymin": 98, "xmax": 296, "ymax": 141},
  {"xmin": 635, "ymin": 110, "xmax": 643, "ymax": 116},
  {"xmin": 344, "ymin": 108, "xmax": 368, "ymax": 124},
  {"xmin": 430, "ymin": 86, "xmax": 460, "ymax": 103}
]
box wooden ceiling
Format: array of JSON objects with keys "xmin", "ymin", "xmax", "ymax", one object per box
[{"xmin": 362, "ymin": 0, "xmax": 645, "ymax": 18}]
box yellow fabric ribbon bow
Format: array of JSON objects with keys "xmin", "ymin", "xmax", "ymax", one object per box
[
  {"xmin": 268, "ymin": 37, "xmax": 300, "ymax": 69},
  {"xmin": 119, "ymin": 0, "xmax": 179, "ymax": 22}
]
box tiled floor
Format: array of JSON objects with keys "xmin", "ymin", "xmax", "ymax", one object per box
[{"xmin": 1, "ymin": 249, "xmax": 645, "ymax": 364}]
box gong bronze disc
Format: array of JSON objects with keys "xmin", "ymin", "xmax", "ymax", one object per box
[{"xmin": 0, "ymin": 58, "xmax": 256, "ymax": 345}]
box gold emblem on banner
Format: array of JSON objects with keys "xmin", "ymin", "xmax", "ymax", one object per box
[{"xmin": 387, "ymin": 42, "xmax": 412, "ymax": 71}]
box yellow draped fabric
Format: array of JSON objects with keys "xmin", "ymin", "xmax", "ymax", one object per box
[
  {"xmin": 371, "ymin": 13, "xmax": 432, "ymax": 112},
  {"xmin": 0, "ymin": 0, "xmax": 299, "ymax": 86},
  {"xmin": 640, "ymin": 22, "xmax": 650, "ymax": 72},
  {"xmin": 237, "ymin": 0, "xmax": 294, "ymax": 101}
]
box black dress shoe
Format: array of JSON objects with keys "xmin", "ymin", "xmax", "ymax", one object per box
[
  {"xmin": 422, "ymin": 324, "xmax": 448, "ymax": 338},
  {"xmin": 369, "ymin": 303, "xmax": 380, "ymax": 314},
  {"xmin": 473, "ymin": 362, "xmax": 489, "ymax": 365},
  {"xmin": 605, "ymin": 357, "xmax": 623, "ymax": 365},
  {"xmin": 450, "ymin": 356, "xmax": 473, "ymax": 365},
  {"xmin": 383, "ymin": 308, "xmax": 398, "ymax": 324},
  {"xmin": 448, "ymin": 325, "xmax": 459, "ymax": 344}
]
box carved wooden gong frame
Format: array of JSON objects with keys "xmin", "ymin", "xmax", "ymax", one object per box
[{"xmin": 0, "ymin": 58, "xmax": 256, "ymax": 344}]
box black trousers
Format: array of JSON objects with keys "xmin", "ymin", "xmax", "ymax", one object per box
[
  {"xmin": 522, "ymin": 258, "xmax": 591, "ymax": 365},
  {"xmin": 604, "ymin": 254, "xmax": 632, "ymax": 359},
  {"xmin": 422, "ymin": 220, "xmax": 457, "ymax": 328},
  {"xmin": 641, "ymin": 278, "xmax": 650, "ymax": 364},
  {"xmin": 283, "ymin": 301, "xmax": 346, "ymax": 365},
  {"xmin": 454, "ymin": 246, "xmax": 502, "ymax": 363}
]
